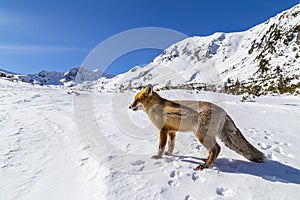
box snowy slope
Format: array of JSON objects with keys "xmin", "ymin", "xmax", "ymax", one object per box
[
  {"xmin": 1, "ymin": 79, "xmax": 300, "ymax": 200},
  {"xmin": 97, "ymin": 4, "xmax": 300, "ymax": 95},
  {"xmin": 0, "ymin": 79, "xmax": 108, "ymax": 200}
]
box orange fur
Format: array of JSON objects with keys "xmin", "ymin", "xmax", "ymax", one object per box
[{"xmin": 129, "ymin": 84, "xmax": 266, "ymax": 170}]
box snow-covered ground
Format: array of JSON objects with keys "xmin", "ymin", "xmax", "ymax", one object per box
[{"xmin": 1, "ymin": 79, "xmax": 300, "ymax": 200}]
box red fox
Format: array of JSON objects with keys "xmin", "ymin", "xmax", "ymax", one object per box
[{"xmin": 129, "ymin": 84, "xmax": 266, "ymax": 170}]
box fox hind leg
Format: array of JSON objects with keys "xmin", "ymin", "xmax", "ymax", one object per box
[
  {"xmin": 194, "ymin": 133, "xmax": 221, "ymax": 170},
  {"xmin": 165, "ymin": 131, "xmax": 176, "ymax": 155},
  {"xmin": 196, "ymin": 142, "xmax": 220, "ymax": 170}
]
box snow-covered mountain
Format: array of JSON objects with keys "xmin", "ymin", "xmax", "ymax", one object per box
[
  {"xmin": 97, "ymin": 3, "xmax": 300, "ymax": 96},
  {"xmin": 0, "ymin": 66, "xmax": 112, "ymax": 86}
]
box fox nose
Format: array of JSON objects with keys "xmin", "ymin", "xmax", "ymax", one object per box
[{"xmin": 129, "ymin": 105, "xmax": 132, "ymax": 109}]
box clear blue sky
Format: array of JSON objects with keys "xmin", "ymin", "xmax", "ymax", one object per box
[{"xmin": 0, "ymin": 0, "xmax": 299, "ymax": 74}]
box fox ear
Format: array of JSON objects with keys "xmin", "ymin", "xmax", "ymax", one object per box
[{"xmin": 145, "ymin": 84, "xmax": 153, "ymax": 96}]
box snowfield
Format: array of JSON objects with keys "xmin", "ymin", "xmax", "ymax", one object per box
[{"xmin": 1, "ymin": 79, "xmax": 300, "ymax": 200}]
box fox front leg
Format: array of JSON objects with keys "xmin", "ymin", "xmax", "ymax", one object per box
[
  {"xmin": 151, "ymin": 129, "xmax": 168, "ymax": 159},
  {"xmin": 165, "ymin": 131, "xmax": 176, "ymax": 156}
]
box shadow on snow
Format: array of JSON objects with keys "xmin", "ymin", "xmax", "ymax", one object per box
[{"xmin": 175, "ymin": 155, "xmax": 300, "ymax": 185}]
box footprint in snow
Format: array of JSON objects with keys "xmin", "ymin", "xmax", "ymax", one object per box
[
  {"xmin": 168, "ymin": 179, "xmax": 179, "ymax": 187},
  {"xmin": 257, "ymin": 142, "xmax": 272, "ymax": 150},
  {"xmin": 14, "ymin": 99, "xmax": 30, "ymax": 104},
  {"xmin": 274, "ymin": 141, "xmax": 291, "ymax": 146},
  {"xmin": 274, "ymin": 146, "xmax": 282, "ymax": 154},
  {"xmin": 81, "ymin": 145, "xmax": 91, "ymax": 150},
  {"xmin": 267, "ymin": 152, "xmax": 279, "ymax": 161},
  {"xmin": 5, "ymin": 149, "xmax": 18, "ymax": 156},
  {"xmin": 79, "ymin": 157, "xmax": 89, "ymax": 166},
  {"xmin": 274, "ymin": 146, "xmax": 295, "ymax": 158},
  {"xmin": 170, "ymin": 170, "xmax": 182, "ymax": 179},
  {"xmin": 192, "ymin": 172, "xmax": 205, "ymax": 183},
  {"xmin": 80, "ymin": 157, "xmax": 89, "ymax": 161},
  {"xmin": 107, "ymin": 155, "xmax": 116, "ymax": 161},
  {"xmin": 262, "ymin": 131, "xmax": 274, "ymax": 140},
  {"xmin": 259, "ymin": 139, "xmax": 296, "ymax": 159},
  {"xmin": 31, "ymin": 94, "xmax": 41, "ymax": 99},
  {"xmin": 9, "ymin": 128, "xmax": 23, "ymax": 136},
  {"xmin": 131, "ymin": 160, "xmax": 145, "ymax": 166},
  {"xmin": 264, "ymin": 135, "xmax": 271, "ymax": 140},
  {"xmin": 167, "ymin": 170, "xmax": 182, "ymax": 187},
  {"xmin": 1, "ymin": 163, "xmax": 9, "ymax": 168},
  {"xmin": 154, "ymin": 161, "xmax": 162, "ymax": 165},
  {"xmin": 216, "ymin": 187, "xmax": 232, "ymax": 196},
  {"xmin": 185, "ymin": 195, "xmax": 196, "ymax": 200}
]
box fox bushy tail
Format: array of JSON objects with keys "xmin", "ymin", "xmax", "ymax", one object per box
[{"xmin": 218, "ymin": 115, "xmax": 267, "ymax": 162}]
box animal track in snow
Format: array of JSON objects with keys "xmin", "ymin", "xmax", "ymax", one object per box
[
  {"xmin": 264, "ymin": 135, "xmax": 271, "ymax": 140},
  {"xmin": 274, "ymin": 146, "xmax": 282, "ymax": 154},
  {"xmin": 185, "ymin": 194, "xmax": 196, "ymax": 200},
  {"xmin": 259, "ymin": 137, "xmax": 296, "ymax": 159},
  {"xmin": 274, "ymin": 141, "xmax": 291, "ymax": 146},
  {"xmin": 31, "ymin": 94, "xmax": 41, "ymax": 99},
  {"xmin": 257, "ymin": 142, "xmax": 272, "ymax": 150},
  {"xmin": 169, "ymin": 170, "xmax": 182, "ymax": 179},
  {"xmin": 131, "ymin": 160, "xmax": 145, "ymax": 166},
  {"xmin": 168, "ymin": 179, "xmax": 179, "ymax": 187},
  {"xmin": 267, "ymin": 152, "xmax": 279, "ymax": 161},
  {"xmin": 246, "ymin": 127, "xmax": 260, "ymax": 135},
  {"xmin": 5, "ymin": 149, "xmax": 18, "ymax": 159},
  {"xmin": 256, "ymin": 129, "xmax": 295, "ymax": 159},
  {"xmin": 79, "ymin": 157, "xmax": 89, "ymax": 166},
  {"xmin": 216, "ymin": 187, "xmax": 232, "ymax": 196},
  {"xmin": 263, "ymin": 131, "xmax": 273, "ymax": 140},
  {"xmin": 274, "ymin": 146, "xmax": 295, "ymax": 158},
  {"xmin": 107, "ymin": 155, "xmax": 116, "ymax": 161},
  {"xmin": 191, "ymin": 172, "xmax": 205, "ymax": 183},
  {"xmin": 167, "ymin": 170, "xmax": 182, "ymax": 187}
]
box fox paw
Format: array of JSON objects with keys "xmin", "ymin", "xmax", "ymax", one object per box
[
  {"xmin": 164, "ymin": 151, "xmax": 172, "ymax": 156},
  {"xmin": 195, "ymin": 164, "xmax": 207, "ymax": 171},
  {"xmin": 151, "ymin": 155, "xmax": 162, "ymax": 159}
]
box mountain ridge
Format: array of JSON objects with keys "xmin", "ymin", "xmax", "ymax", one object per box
[
  {"xmin": 0, "ymin": 66, "xmax": 114, "ymax": 86},
  {"xmin": 97, "ymin": 3, "xmax": 300, "ymax": 96}
]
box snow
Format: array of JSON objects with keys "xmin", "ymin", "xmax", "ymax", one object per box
[{"xmin": 1, "ymin": 79, "xmax": 300, "ymax": 200}]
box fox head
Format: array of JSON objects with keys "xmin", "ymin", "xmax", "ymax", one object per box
[{"xmin": 129, "ymin": 84, "xmax": 153, "ymax": 111}]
